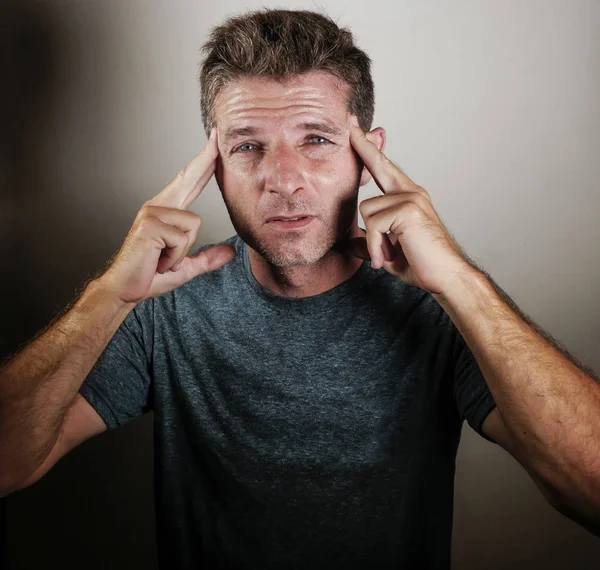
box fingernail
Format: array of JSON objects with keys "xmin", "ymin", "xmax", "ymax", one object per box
[
  {"xmin": 351, "ymin": 115, "xmax": 360, "ymax": 128},
  {"xmin": 209, "ymin": 127, "xmax": 216, "ymax": 140}
]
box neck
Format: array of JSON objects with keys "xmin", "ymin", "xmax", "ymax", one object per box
[{"xmin": 248, "ymin": 223, "xmax": 366, "ymax": 298}]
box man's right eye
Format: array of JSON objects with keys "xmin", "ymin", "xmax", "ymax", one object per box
[{"xmin": 236, "ymin": 143, "xmax": 258, "ymax": 152}]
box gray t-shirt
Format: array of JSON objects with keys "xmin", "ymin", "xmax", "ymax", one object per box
[{"xmin": 80, "ymin": 233, "xmax": 496, "ymax": 570}]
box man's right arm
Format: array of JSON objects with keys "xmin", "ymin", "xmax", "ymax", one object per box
[
  {"xmin": 0, "ymin": 130, "xmax": 235, "ymax": 497},
  {"xmin": 0, "ymin": 281, "xmax": 135, "ymax": 497}
]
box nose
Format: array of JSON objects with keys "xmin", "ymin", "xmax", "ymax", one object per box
[{"xmin": 262, "ymin": 144, "xmax": 307, "ymax": 197}]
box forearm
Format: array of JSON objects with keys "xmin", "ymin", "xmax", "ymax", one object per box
[
  {"xmin": 0, "ymin": 278, "xmax": 135, "ymax": 487},
  {"xmin": 433, "ymin": 269, "xmax": 600, "ymax": 511}
]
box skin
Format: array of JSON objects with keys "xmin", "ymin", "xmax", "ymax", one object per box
[{"xmin": 212, "ymin": 71, "xmax": 386, "ymax": 297}]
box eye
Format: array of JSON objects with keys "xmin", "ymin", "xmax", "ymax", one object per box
[
  {"xmin": 307, "ymin": 136, "xmax": 330, "ymax": 145},
  {"xmin": 236, "ymin": 143, "xmax": 259, "ymax": 153}
]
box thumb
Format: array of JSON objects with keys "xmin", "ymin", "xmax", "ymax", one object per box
[
  {"xmin": 187, "ymin": 244, "xmax": 236, "ymax": 278},
  {"xmin": 339, "ymin": 232, "xmax": 397, "ymax": 263}
]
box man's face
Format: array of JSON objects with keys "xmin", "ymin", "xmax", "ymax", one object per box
[{"xmin": 214, "ymin": 71, "xmax": 366, "ymax": 267}]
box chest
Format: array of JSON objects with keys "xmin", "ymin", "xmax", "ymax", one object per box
[{"xmin": 157, "ymin": 311, "xmax": 452, "ymax": 478}]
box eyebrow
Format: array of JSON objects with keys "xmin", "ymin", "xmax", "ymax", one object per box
[
  {"xmin": 221, "ymin": 126, "xmax": 261, "ymax": 145},
  {"xmin": 221, "ymin": 120, "xmax": 343, "ymax": 146},
  {"xmin": 298, "ymin": 121, "xmax": 343, "ymax": 136}
]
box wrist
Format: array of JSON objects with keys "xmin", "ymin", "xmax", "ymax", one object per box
[
  {"xmin": 432, "ymin": 266, "xmax": 493, "ymax": 315},
  {"xmin": 82, "ymin": 277, "xmax": 138, "ymax": 316}
]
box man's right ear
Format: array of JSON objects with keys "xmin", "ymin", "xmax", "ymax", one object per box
[
  {"xmin": 359, "ymin": 127, "xmax": 386, "ymax": 187},
  {"xmin": 214, "ymin": 155, "xmax": 224, "ymax": 192}
]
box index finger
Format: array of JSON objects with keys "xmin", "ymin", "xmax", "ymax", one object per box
[
  {"xmin": 148, "ymin": 127, "xmax": 219, "ymax": 210},
  {"xmin": 347, "ymin": 114, "xmax": 416, "ymax": 194}
]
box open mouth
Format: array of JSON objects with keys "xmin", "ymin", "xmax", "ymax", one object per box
[{"xmin": 266, "ymin": 215, "xmax": 315, "ymax": 229}]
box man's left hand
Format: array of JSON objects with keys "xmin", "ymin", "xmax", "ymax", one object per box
[{"xmin": 348, "ymin": 114, "xmax": 475, "ymax": 296}]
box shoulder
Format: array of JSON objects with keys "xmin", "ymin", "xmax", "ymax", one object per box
[{"xmin": 364, "ymin": 267, "xmax": 453, "ymax": 326}]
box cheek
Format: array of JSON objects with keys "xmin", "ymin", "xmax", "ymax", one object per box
[
  {"xmin": 217, "ymin": 158, "xmax": 259, "ymax": 199},
  {"xmin": 311, "ymin": 153, "xmax": 360, "ymax": 195}
]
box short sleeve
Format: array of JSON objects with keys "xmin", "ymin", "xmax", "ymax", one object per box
[
  {"xmin": 79, "ymin": 298, "xmax": 154, "ymax": 430},
  {"xmin": 452, "ymin": 326, "xmax": 497, "ymax": 440}
]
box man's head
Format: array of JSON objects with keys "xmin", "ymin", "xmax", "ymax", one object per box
[{"xmin": 199, "ymin": 9, "xmax": 385, "ymax": 267}]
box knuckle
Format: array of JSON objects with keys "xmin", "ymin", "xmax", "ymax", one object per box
[
  {"xmin": 177, "ymin": 165, "xmax": 189, "ymax": 181},
  {"xmin": 141, "ymin": 199, "xmax": 157, "ymax": 211},
  {"xmin": 179, "ymin": 229, "xmax": 192, "ymax": 249},
  {"xmin": 411, "ymin": 193, "xmax": 428, "ymax": 210},
  {"xmin": 136, "ymin": 216, "xmax": 154, "ymax": 234},
  {"xmin": 414, "ymin": 185, "xmax": 430, "ymax": 198},
  {"xmin": 190, "ymin": 211, "xmax": 203, "ymax": 229},
  {"xmin": 138, "ymin": 203, "xmax": 155, "ymax": 221},
  {"xmin": 359, "ymin": 196, "xmax": 377, "ymax": 215},
  {"xmin": 172, "ymin": 228, "xmax": 187, "ymax": 246},
  {"xmin": 379, "ymin": 152, "xmax": 392, "ymax": 165},
  {"xmin": 400, "ymin": 201, "xmax": 422, "ymax": 219},
  {"xmin": 189, "ymin": 226, "xmax": 200, "ymax": 246}
]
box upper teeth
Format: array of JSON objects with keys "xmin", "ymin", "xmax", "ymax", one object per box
[{"xmin": 286, "ymin": 217, "xmax": 302, "ymax": 221}]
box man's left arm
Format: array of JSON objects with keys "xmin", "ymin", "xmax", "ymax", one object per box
[
  {"xmin": 434, "ymin": 265, "xmax": 600, "ymax": 535},
  {"xmin": 346, "ymin": 113, "xmax": 600, "ymax": 535}
]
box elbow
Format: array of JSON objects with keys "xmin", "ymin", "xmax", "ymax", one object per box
[
  {"xmin": 0, "ymin": 473, "xmax": 37, "ymax": 499},
  {"xmin": 0, "ymin": 473, "xmax": 19, "ymax": 499},
  {"xmin": 0, "ymin": 460, "xmax": 15, "ymax": 498},
  {"xmin": 541, "ymin": 468, "xmax": 600, "ymax": 536},
  {"xmin": 0, "ymin": 465, "xmax": 46, "ymax": 498},
  {"xmin": 0, "ymin": 463, "xmax": 24, "ymax": 499},
  {"xmin": 0, "ymin": 456, "xmax": 37, "ymax": 499},
  {"xmin": 550, "ymin": 495, "xmax": 600, "ymax": 537}
]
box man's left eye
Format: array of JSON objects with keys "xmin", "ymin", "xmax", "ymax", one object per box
[{"xmin": 308, "ymin": 136, "xmax": 330, "ymax": 145}]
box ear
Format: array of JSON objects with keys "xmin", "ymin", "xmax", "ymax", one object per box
[
  {"xmin": 359, "ymin": 127, "xmax": 386, "ymax": 187},
  {"xmin": 214, "ymin": 154, "xmax": 224, "ymax": 193}
]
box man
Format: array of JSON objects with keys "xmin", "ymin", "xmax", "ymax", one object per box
[{"xmin": 0, "ymin": 8, "xmax": 599, "ymax": 570}]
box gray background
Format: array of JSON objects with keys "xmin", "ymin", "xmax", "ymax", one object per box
[{"xmin": 1, "ymin": 0, "xmax": 599, "ymax": 568}]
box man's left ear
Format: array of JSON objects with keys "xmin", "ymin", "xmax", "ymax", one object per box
[{"xmin": 359, "ymin": 127, "xmax": 386, "ymax": 187}]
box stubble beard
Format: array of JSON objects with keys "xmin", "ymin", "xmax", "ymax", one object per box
[{"xmin": 222, "ymin": 184, "xmax": 360, "ymax": 268}]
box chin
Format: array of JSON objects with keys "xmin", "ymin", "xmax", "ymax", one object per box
[
  {"xmin": 252, "ymin": 234, "xmax": 335, "ymax": 268},
  {"xmin": 261, "ymin": 248, "xmax": 327, "ymax": 268},
  {"xmin": 234, "ymin": 224, "xmax": 334, "ymax": 267}
]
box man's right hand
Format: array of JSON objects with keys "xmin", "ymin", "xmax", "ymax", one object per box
[{"xmin": 98, "ymin": 128, "xmax": 235, "ymax": 305}]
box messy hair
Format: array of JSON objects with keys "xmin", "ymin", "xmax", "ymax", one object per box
[{"xmin": 199, "ymin": 9, "xmax": 375, "ymax": 136}]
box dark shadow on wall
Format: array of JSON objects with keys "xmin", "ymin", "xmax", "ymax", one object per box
[
  {"xmin": 0, "ymin": 5, "xmax": 60, "ymax": 568},
  {"xmin": 0, "ymin": 2, "xmax": 157, "ymax": 569},
  {"xmin": 0, "ymin": 1, "xmax": 62, "ymax": 357}
]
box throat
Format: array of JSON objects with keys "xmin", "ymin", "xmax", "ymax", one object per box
[{"xmin": 248, "ymin": 246, "xmax": 363, "ymax": 298}]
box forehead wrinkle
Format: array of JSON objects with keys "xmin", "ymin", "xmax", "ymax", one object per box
[
  {"xmin": 223, "ymin": 99, "xmax": 329, "ymax": 121},
  {"xmin": 221, "ymin": 102, "xmax": 339, "ymax": 144},
  {"xmin": 216, "ymin": 76, "xmax": 350, "ymax": 144},
  {"xmin": 222, "ymin": 84, "xmax": 331, "ymax": 105},
  {"xmin": 215, "ymin": 70, "xmax": 350, "ymax": 120}
]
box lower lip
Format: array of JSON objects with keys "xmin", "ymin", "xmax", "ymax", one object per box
[{"xmin": 267, "ymin": 216, "xmax": 315, "ymax": 230}]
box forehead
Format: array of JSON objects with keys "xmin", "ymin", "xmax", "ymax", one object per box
[{"xmin": 214, "ymin": 71, "xmax": 350, "ymax": 128}]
